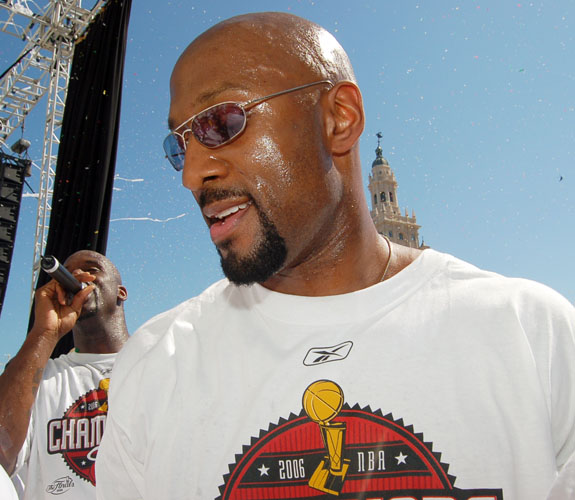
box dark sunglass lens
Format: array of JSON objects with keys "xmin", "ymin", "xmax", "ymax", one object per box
[
  {"xmin": 192, "ymin": 103, "xmax": 246, "ymax": 147},
  {"xmin": 163, "ymin": 134, "xmax": 185, "ymax": 171}
]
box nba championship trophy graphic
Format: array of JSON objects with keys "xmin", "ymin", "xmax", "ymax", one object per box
[{"xmin": 303, "ymin": 380, "xmax": 351, "ymax": 495}]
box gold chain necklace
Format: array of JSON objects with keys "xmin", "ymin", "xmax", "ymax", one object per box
[{"xmin": 379, "ymin": 235, "xmax": 392, "ymax": 282}]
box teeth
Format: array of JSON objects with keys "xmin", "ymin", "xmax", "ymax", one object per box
[{"xmin": 214, "ymin": 202, "xmax": 251, "ymax": 220}]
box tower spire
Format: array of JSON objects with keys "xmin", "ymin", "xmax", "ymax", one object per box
[
  {"xmin": 367, "ymin": 133, "xmax": 423, "ymax": 248},
  {"xmin": 375, "ymin": 132, "xmax": 383, "ymax": 159}
]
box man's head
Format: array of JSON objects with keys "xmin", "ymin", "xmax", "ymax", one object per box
[
  {"xmin": 167, "ymin": 12, "xmax": 366, "ymax": 286},
  {"xmin": 63, "ymin": 250, "xmax": 127, "ymax": 321}
]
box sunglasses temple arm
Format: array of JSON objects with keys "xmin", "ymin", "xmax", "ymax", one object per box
[{"xmin": 243, "ymin": 80, "xmax": 333, "ymax": 109}]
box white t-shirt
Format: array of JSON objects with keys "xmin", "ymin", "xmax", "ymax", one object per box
[
  {"xmin": 547, "ymin": 451, "xmax": 575, "ymax": 499},
  {"xmin": 14, "ymin": 351, "xmax": 116, "ymax": 499},
  {"xmin": 96, "ymin": 250, "xmax": 575, "ymax": 500},
  {"xmin": 0, "ymin": 465, "xmax": 18, "ymax": 500}
]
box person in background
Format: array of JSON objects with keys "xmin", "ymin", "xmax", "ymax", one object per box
[
  {"xmin": 0, "ymin": 250, "xmax": 129, "ymax": 499},
  {"xmin": 96, "ymin": 12, "xmax": 575, "ymax": 500}
]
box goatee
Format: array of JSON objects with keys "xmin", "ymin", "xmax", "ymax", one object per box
[{"xmin": 219, "ymin": 207, "xmax": 287, "ymax": 285}]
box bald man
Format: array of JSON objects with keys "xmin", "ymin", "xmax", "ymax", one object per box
[
  {"xmin": 0, "ymin": 250, "xmax": 129, "ymax": 499},
  {"xmin": 96, "ymin": 13, "xmax": 575, "ymax": 500}
]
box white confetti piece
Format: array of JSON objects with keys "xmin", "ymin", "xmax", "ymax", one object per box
[
  {"xmin": 114, "ymin": 175, "xmax": 144, "ymax": 182},
  {"xmin": 110, "ymin": 213, "xmax": 187, "ymax": 223}
]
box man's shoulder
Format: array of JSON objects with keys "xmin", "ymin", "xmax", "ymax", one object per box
[
  {"xmin": 431, "ymin": 249, "xmax": 573, "ymax": 316},
  {"xmin": 40, "ymin": 352, "xmax": 117, "ymax": 388},
  {"xmin": 114, "ymin": 278, "xmax": 236, "ymax": 366},
  {"xmin": 138, "ymin": 277, "xmax": 232, "ymax": 331},
  {"xmin": 106, "ymin": 278, "xmax": 245, "ymax": 410}
]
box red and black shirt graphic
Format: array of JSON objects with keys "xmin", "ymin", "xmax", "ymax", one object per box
[
  {"xmin": 218, "ymin": 380, "xmax": 503, "ymax": 500},
  {"xmin": 46, "ymin": 378, "xmax": 110, "ymax": 485}
]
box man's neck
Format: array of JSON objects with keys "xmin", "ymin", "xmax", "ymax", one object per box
[
  {"xmin": 73, "ymin": 315, "xmax": 129, "ymax": 354},
  {"xmin": 262, "ymin": 222, "xmax": 395, "ymax": 296}
]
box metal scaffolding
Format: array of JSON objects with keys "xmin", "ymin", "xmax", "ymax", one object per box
[{"xmin": 0, "ymin": 0, "xmax": 106, "ymax": 303}]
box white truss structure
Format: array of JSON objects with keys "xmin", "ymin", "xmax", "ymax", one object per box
[{"xmin": 0, "ymin": 0, "xmax": 106, "ymax": 302}]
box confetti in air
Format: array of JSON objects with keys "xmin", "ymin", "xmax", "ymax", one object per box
[
  {"xmin": 110, "ymin": 213, "xmax": 187, "ymax": 223},
  {"xmin": 114, "ymin": 176, "xmax": 144, "ymax": 182}
]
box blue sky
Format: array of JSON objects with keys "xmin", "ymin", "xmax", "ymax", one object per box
[{"xmin": 1, "ymin": 0, "xmax": 573, "ymax": 367}]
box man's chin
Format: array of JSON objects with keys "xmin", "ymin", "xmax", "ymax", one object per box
[
  {"xmin": 78, "ymin": 300, "xmax": 98, "ymax": 321},
  {"xmin": 77, "ymin": 309, "xmax": 98, "ymax": 321},
  {"xmin": 219, "ymin": 235, "xmax": 287, "ymax": 286}
]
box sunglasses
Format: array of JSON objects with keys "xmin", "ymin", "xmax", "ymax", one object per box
[{"xmin": 163, "ymin": 80, "xmax": 333, "ymax": 171}]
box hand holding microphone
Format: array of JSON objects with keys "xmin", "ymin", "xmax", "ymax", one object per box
[
  {"xmin": 40, "ymin": 255, "xmax": 85, "ymax": 294},
  {"xmin": 35, "ymin": 255, "xmax": 96, "ymax": 336}
]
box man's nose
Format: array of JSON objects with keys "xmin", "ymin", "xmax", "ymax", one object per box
[{"xmin": 181, "ymin": 142, "xmax": 230, "ymax": 192}]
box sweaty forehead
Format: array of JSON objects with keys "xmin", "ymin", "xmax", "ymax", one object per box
[
  {"xmin": 172, "ymin": 37, "xmax": 296, "ymax": 93},
  {"xmin": 65, "ymin": 251, "xmax": 107, "ymax": 269},
  {"xmin": 168, "ymin": 41, "xmax": 304, "ymax": 129}
]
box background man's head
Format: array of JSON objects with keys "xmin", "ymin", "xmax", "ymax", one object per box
[
  {"xmin": 169, "ymin": 12, "xmax": 366, "ymax": 286},
  {"xmin": 64, "ymin": 250, "xmax": 127, "ymax": 320}
]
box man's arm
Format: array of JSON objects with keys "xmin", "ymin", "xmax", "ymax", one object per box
[{"xmin": 0, "ymin": 277, "xmax": 94, "ymax": 475}]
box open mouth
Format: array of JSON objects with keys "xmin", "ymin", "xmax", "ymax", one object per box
[
  {"xmin": 205, "ymin": 200, "xmax": 254, "ymax": 243},
  {"xmin": 209, "ymin": 201, "xmax": 252, "ymax": 224}
]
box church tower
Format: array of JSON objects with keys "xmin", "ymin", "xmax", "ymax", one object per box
[{"xmin": 368, "ymin": 133, "xmax": 423, "ymax": 248}]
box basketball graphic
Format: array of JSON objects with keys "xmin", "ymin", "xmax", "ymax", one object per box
[{"xmin": 302, "ymin": 380, "xmax": 344, "ymax": 425}]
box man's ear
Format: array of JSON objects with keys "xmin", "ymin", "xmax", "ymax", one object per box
[
  {"xmin": 117, "ymin": 285, "xmax": 128, "ymax": 303},
  {"xmin": 322, "ymin": 81, "xmax": 365, "ymax": 155}
]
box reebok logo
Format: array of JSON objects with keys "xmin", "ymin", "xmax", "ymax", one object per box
[{"xmin": 303, "ymin": 341, "xmax": 353, "ymax": 366}]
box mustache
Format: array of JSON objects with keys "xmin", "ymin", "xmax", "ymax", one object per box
[{"xmin": 199, "ymin": 188, "xmax": 254, "ymax": 209}]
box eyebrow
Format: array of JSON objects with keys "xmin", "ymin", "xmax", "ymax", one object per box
[
  {"xmin": 83, "ymin": 260, "xmax": 103, "ymax": 267},
  {"xmin": 66, "ymin": 259, "xmax": 102, "ymax": 270},
  {"xmin": 167, "ymin": 83, "xmax": 250, "ymax": 130}
]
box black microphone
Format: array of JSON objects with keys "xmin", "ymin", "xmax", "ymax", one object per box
[{"xmin": 40, "ymin": 255, "xmax": 85, "ymax": 294}]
